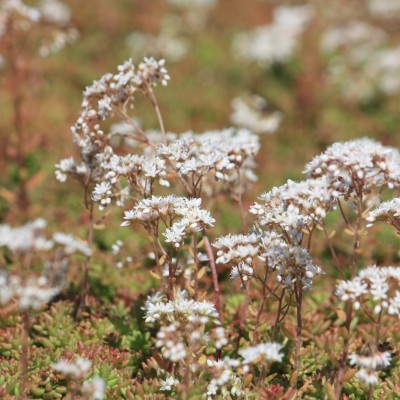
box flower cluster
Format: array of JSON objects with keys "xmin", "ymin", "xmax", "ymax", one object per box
[
  {"xmin": 336, "ymin": 265, "xmax": 400, "ymax": 315},
  {"xmin": 159, "ymin": 376, "xmax": 180, "ymax": 392},
  {"xmin": 305, "ymin": 138, "xmax": 400, "ymax": 198},
  {"xmin": 76, "ymin": 57, "xmax": 168, "ymax": 133},
  {"xmin": 214, "ymin": 231, "xmax": 323, "ymax": 290},
  {"xmin": 157, "ymin": 127, "xmax": 260, "ymax": 195},
  {"xmin": 214, "ymin": 233, "xmax": 260, "ymax": 281},
  {"xmin": 367, "ymin": 197, "xmax": 400, "ymax": 230},
  {"xmin": 348, "ymin": 351, "xmax": 391, "ymax": 386},
  {"xmin": 251, "ymin": 177, "xmax": 338, "ymax": 239},
  {"xmin": 155, "ymin": 323, "xmax": 189, "ymax": 362},
  {"xmin": 53, "ymin": 357, "xmax": 92, "ymax": 380},
  {"xmin": 259, "ymin": 236, "xmax": 324, "ymax": 291},
  {"xmin": 206, "ymin": 358, "xmax": 244, "ymax": 399},
  {"xmin": 122, "ymin": 196, "xmax": 215, "ymax": 247},
  {"xmin": 239, "ymin": 342, "xmax": 284, "ymax": 365},
  {"xmin": 144, "ymin": 293, "xmax": 219, "ymax": 324},
  {"xmin": 55, "ymin": 57, "xmax": 170, "ymax": 199}
]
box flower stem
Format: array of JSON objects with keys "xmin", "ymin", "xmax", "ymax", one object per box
[{"xmin": 20, "ymin": 310, "xmax": 30, "ymax": 400}]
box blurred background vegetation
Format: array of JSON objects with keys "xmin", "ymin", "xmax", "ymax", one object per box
[{"xmin": 1, "ymin": 0, "xmax": 400, "ymax": 293}]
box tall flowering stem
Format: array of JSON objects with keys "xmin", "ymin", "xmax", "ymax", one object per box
[
  {"xmin": 203, "ymin": 233, "xmax": 222, "ymax": 320},
  {"xmin": 76, "ymin": 198, "xmax": 94, "ymax": 317},
  {"xmin": 335, "ymin": 197, "xmax": 363, "ymax": 397},
  {"xmin": 20, "ymin": 310, "xmax": 30, "ymax": 400},
  {"xmin": 293, "ymin": 286, "xmax": 303, "ymax": 375}
]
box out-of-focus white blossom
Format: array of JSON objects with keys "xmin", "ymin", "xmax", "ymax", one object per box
[
  {"xmin": 159, "ymin": 376, "xmax": 180, "ymax": 392},
  {"xmin": 213, "ymin": 327, "xmax": 228, "ymax": 349},
  {"xmin": 368, "ymin": 0, "xmax": 400, "ymax": 18},
  {"xmin": 230, "ymin": 95, "xmax": 282, "ymax": 134},
  {"xmin": 322, "ymin": 20, "xmax": 400, "ymax": 100},
  {"xmin": 53, "ymin": 357, "xmax": 91, "ymax": 380},
  {"xmin": 0, "ymin": 273, "xmax": 60, "ymax": 310},
  {"xmin": 39, "ymin": 0, "xmax": 70, "ymax": 25},
  {"xmin": 349, "ymin": 351, "xmax": 391, "ymax": 386},
  {"xmin": 336, "ymin": 266, "xmax": 400, "ymax": 315},
  {"xmin": 0, "ymin": 0, "xmax": 77, "ymax": 59},
  {"xmin": 53, "ymin": 232, "xmax": 92, "ymax": 257},
  {"xmin": 0, "ymin": 0, "xmax": 41, "ymax": 27},
  {"xmin": 233, "ymin": 5, "xmax": 314, "ymax": 66},
  {"xmin": 0, "ymin": 219, "xmax": 53, "ymax": 253},
  {"xmin": 156, "ymin": 324, "xmax": 188, "ymax": 362},
  {"xmin": 126, "ymin": 31, "xmax": 190, "ymax": 62},
  {"xmin": 82, "ymin": 377, "xmax": 106, "ymax": 400},
  {"xmin": 167, "ymin": 0, "xmax": 216, "ymax": 8},
  {"xmin": 321, "ymin": 21, "xmax": 386, "ymax": 56},
  {"xmin": 239, "ymin": 342, "xmax": 284, "ymax": 364},
  {"xmin": 206, "ymin": 357, "xmax": 243, "ymax": 399}
]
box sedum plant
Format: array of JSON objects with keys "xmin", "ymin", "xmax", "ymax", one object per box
[{"xmin": 2, "ymin": 35, "xmax": 400, "ymax": 397}]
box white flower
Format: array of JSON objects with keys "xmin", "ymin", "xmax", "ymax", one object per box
[
  {"xmin": 0, "ymin": 219, "xmax": 53, "ymax": 253},
  {"xmin": 305, "ymin": 138, "xmax": 400, "ymax": 197},
  {"xmin": 53, "ymin": 358, "xmax": 91, "ymax": 379},
  {"xmin": 367, "ymin": 197, "xmax": 400, "ymax": 227},
  {"xmin": 0, "ymin": 274, "xmax": 60, "ymax": 310},
  {"xmin": 134, "ymin": 57, "xmax": 170, "ymax": 87},
  {"xmin": 55, "ymin": 157, "xmax": 76, "ymax": 182},
  {"xmin": 388, "ymin": 291, "xmax": 400, "ymax": 315},
  {"xmin": 92, "ymin": 181, "xmax": 113, "ymax": 210},
  {"xmin": 368, "ymin": 0, "xmax": 400, "ymax": 18},
  {"xmin": 335, "ymin": 279, "xmax": 369, "ymax": 302},
  {"xmin": 232, "ymin": 5, "xmax": 313, "ymax": 67},
  {"xmin": 239, "ymin": 342, "xmax": 284, "ymax": 364},
  {"xmin": 251, "ymin": 178, "xmax": 338, "ymax": 236},
  {"xmin": 336, "ymin": 266, "xmax": 400, "ymax": 315},
  {"xmin": 349, "ymin": 351, "xmax": 391, "ymax": 386},
  {"xmin": 349, "ymin": 351, "xmax": 391, "ymax": 370},
  {"xmin": 356, "ymin": 368, "xmax": 379, "ymax": 386},
  {"xmin": 144, "ymin": 294, "xmax": 219, "ymax": 324},
  {"xmin": 214, "ymin": 327, "xmax": 228, "ymax": 349},
  {"xmin": 156, "ymin": 324, "xmax": 188, "ymax": 362},
  {"xmin": 230, "ymin": 95, "xmax": 282, "ymax": 134},
  {"xmin": 82, "ymin": 377, "xmax": 106, "ymax": 400},
  {"xmin": 40, "ymin": 0, "xmax": 71, "ymax": 25},
  {"xmin": 159, "ymin": 376, "xmax": 179, "ymax": 392},
  {"xmin": 121, "ymin": 195, "xmax": 180, "ymax": 226},
  {"xmin": 53, "ymin": 233, "xmax": 92, "ymax": 256}
]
